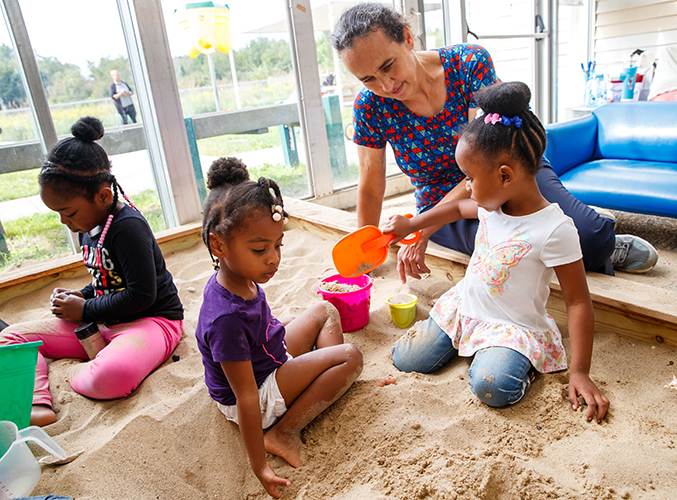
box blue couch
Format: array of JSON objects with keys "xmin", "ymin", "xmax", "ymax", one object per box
[{"xmin": 544, "ymin": 101, "xmax": 677, "ymax": 218}]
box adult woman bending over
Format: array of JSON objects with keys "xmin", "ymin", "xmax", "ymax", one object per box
[{"xmin": 330, "ymin": 2, "xmax": 657, "ymax": 280}]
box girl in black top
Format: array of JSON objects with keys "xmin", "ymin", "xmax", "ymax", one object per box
[{"xmin": 0, "ymin": 117, "xmax": 183, "ymax": 426}]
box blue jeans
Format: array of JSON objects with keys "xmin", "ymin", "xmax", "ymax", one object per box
[
  {"xmin": 15, "ymin": 497, "xmax": 74, "ymax": 500},
  {"xmin": 392, "ymin": 317, "xmax": 535, "ymax": 407},
  {"xmin": 429, "ymin": 162, "xmax": 616, "ymax": 275}
]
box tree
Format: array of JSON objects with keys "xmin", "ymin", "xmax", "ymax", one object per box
[
  {"xmin": 37, "ymin": 55, "xmax": 92, "ymax": 103},
  {"xmin": 233, "ymin": 37, "xmax": 292, "ymax": 81},
  {"xmin": 0, "ymin": 44, "xmax": 26, "ymax": 109}
]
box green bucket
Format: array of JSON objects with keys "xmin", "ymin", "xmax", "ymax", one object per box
[{"xmin": 0, "ymin": 341, "xmax": 42, "ymax": 429}]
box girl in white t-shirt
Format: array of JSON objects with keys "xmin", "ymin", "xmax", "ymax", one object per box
[{"xmin": 384, "ymin": 82, "xmax": 609, "ymax": 423}]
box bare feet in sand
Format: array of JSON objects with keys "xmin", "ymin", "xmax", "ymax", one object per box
[
  {"xmin": 31, "ymin": 404, "xmax": 56, "ymax": 427},
  {"xmin": 264, "ymin": 427, "xmax": 303, "ymax": 468}
]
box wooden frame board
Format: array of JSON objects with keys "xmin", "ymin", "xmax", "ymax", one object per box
[{"xmin": 2, "ymin": 199, "xmax": 676, "ymax": 349}]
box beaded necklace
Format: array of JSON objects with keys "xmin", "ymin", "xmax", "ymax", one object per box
[{"xmin": 88, "ymin": 206, "xmax": 114, "ymax": 270}]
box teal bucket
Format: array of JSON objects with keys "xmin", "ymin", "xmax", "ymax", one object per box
[{"xmin": 0, "ymin": 341, "xmax": 43, "ymax": 430}]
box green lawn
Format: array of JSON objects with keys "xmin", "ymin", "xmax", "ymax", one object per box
[
  {"xmin": 0, "ymin": 169, "xmax": 40, "ymax": 202},
  {"xmin": 0, "ymin": 189, "xmax": 166, "ymax": 272}
]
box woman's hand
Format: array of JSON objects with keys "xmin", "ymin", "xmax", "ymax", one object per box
[
  {"xmin": 50, "ymin": 290, "xmax": 85, "ymax": 321},
  {"xmin": 568, "ymin": 371, "xmax": 610, "ymax": 423},
  {"xmin": 254, "ymin": 461, "xmax": 291, "ymax": 499},
  {"xmin": 396, "ymin": 238, "xmax": 430, "ymax": 283}
]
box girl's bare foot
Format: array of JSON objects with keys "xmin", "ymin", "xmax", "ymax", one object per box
[
  {"xmin": 264, "ymin": 426, "xmax": 303, "ymax": 468},
  {"xmin": 30, "ymin": 404, "xmax": 56, "ymax": 427}
]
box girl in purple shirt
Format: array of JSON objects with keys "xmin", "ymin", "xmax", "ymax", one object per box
[{"xmin": 195, "ymin": 157, "xmax": 363, "ymax": 499}]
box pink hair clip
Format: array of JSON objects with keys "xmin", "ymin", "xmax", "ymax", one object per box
[{"xmin": 484, "ymin": 113, "xmax": 501, "ymax": 125}]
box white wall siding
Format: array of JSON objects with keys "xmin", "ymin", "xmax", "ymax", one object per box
[{"xmin": 594, "ymin": 1, "xmax": 677, "ymax": 67}]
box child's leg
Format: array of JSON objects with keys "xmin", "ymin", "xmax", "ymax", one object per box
[
  {"xmin": 262, "ymin": 302, "xmax": 360, "ymax": 467},
  {"xmin": 68, "ymin": 317, "xmax": 182, "ymax": 399},
  {"xmin": 467, "ymin": 346, "xmax": 535, "ymax": 407},
  {"xmin": 1, "ymin": 319, "xmax": 86, "ymax": 402},
  {"xmin": 0, "ymin": 318, "xmax": 85, "ymax": 426},
  {"xmin": 265, "ymin": 343, "xmax": 363, "ymax": 467},
  {"xmin": 283, "ymin": 301, "xmax": 343, "ymax": 356},
  {"xmin": 391, "ymin": 317, "xmax": 459, "ymax": 373}
]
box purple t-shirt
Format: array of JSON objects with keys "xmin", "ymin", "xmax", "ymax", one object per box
[
  {"xmin": 195, "ymin": 274, "xmax": 288, "ymax": 406},
  {"xmin": 353, "ymin": 44, "xmax": 499, "ymax": 212}
]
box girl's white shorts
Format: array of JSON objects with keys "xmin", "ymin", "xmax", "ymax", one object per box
[{"xmin": 216, "ymin": 358, "xmax": 290, "ymax": 429}]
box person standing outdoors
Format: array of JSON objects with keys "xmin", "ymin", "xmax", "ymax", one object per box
[{"xmin": 109, "ymin": 69, "xmax": 137, "ymax": 125}]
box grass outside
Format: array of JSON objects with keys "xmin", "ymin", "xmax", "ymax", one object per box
[
  {"xmin": 0, "ymin": 169, "xmax": 40, "ymax": 202},
  {"xmin": 0, "ymin": 189, "xmax": 164, "ymax": 273}
]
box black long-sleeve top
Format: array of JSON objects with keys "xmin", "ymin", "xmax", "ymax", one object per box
[{"xmin": 79, "ymin": 204, "xmax": 184, "ymax": 324}]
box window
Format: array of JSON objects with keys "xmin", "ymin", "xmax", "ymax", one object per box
[{"xmin": 162, "ymin": 0, "xmax": 311, "ymax": 200}]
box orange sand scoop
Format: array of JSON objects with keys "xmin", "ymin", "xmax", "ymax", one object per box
[{"xmin": 332, "ymin": 215, "xmax": 420, "ymax": 278}]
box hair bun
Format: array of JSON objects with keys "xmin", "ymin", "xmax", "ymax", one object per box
[
  {"xmin": 476, "ymin": 81, "xmax": 531, "ymax": 117},
  {"xmin": 70, "ymin": 116, "xmax": 105, "ymax": 143},
  {"xmin": 207, "ymin": 156, "xmax": 250, "ymax": 190}
]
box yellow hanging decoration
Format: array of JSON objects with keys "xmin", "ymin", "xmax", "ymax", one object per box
[{"xmin": 176, "ymin": 2, "xmax": 232, "ymax": 59}]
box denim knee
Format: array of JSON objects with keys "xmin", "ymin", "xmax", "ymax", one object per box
[
  {"xmin": 391, "ymin": 317, "xmax": 458, "ymax": 374},
  {"xmin": 468, "ymin": 347, "xmax": 534, "ymax": 407}
]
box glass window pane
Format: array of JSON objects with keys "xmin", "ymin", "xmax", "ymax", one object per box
[
  {"xmin": 557, "ymin": 1, "xmax": 592, "ymax": 122},
  {"xmin": 0, "ymin": 9, "xmax": 69, "ymax": 272},
  {"xmin": 18, "ymin": 0, "xmax": 167, "ymax": 234},
  {"xmin": 162, "ymin": 0, "xmax": 311, "ymax": 200},
  {"xmin": 465, "ymin": 0, "xmax": 534, "ymax": 90},
  {"xmin": 423, "ymin": 0, "xmax": 445, "ymax": 49}
]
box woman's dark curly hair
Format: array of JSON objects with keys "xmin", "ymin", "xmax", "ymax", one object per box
[
  {"xmin": 201, "ymin": 156, "xmax": 287, "ymax": 266},
  {"xmin": 330, "ymin": 2, "xmax": 409, "ymax": 53},
  {"xmin": 462, "ymin": 82, "xmax": 546, "ymax": 176},
  {"xmin": 38, "ymin": 116, "xmax": 132, "ymax": 209}
]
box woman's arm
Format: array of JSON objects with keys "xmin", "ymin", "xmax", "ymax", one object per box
[
  {"xmin": 356, "ymin": 145, "xmax": 387, "ymax": 227},
  {"xmin": 221, "ymin": 361, "xmax": 290, "ymax": 498},
  {"xmin": 554, "ymin": 260, "xmax": 610, "ymax": 423}
]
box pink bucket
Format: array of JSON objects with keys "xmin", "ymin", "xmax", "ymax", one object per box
[{"xmin": 317, "ymin": 274, "xmax": 373, "ymax": 332}]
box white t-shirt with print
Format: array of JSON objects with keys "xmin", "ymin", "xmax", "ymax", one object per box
[{"xmin": 430, "ymin": 204, "xmax": 582, "ymax": 373}]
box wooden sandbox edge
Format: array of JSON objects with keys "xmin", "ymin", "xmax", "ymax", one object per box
[{"xmin": 2, "ymin": 198, "xmax": 676, "ymax": 349}]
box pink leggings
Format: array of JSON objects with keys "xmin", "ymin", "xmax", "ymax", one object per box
[{"xmin": 0, "ymin": 317, "xmax": 183, "ymax": 407}]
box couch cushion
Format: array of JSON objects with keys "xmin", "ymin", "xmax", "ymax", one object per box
[
  {"xmin": 544, "ymin": 113, "xmax": 597, "ymax": 176},
  {"xmin": 559, "ymin": 159, "xmax": 677, "ymax": 218},
  {"xmin": 593, "ymin": 102, "xmax": 677, "ymax": 162}
]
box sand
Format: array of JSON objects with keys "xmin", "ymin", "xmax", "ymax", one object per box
[{"xmin": 2, "ymin": 227, "xmax": 677, "ymax": 500}]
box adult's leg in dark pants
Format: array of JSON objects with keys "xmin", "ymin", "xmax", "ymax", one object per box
[
  {"xmin": 124, "ymin": 105, "xmax": 137, "ymax": 123},
  {"xmin": 428, "ymin": 163, "xmax": 615, "ymax": 275},
  {"xmin": 535, "ymin": 164, "xmax": 615, "ymax": 275}
]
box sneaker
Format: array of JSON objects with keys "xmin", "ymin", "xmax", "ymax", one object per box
[{"xmin": 611, "ymin": 235, "xmax": 658, "ymax": 273}]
